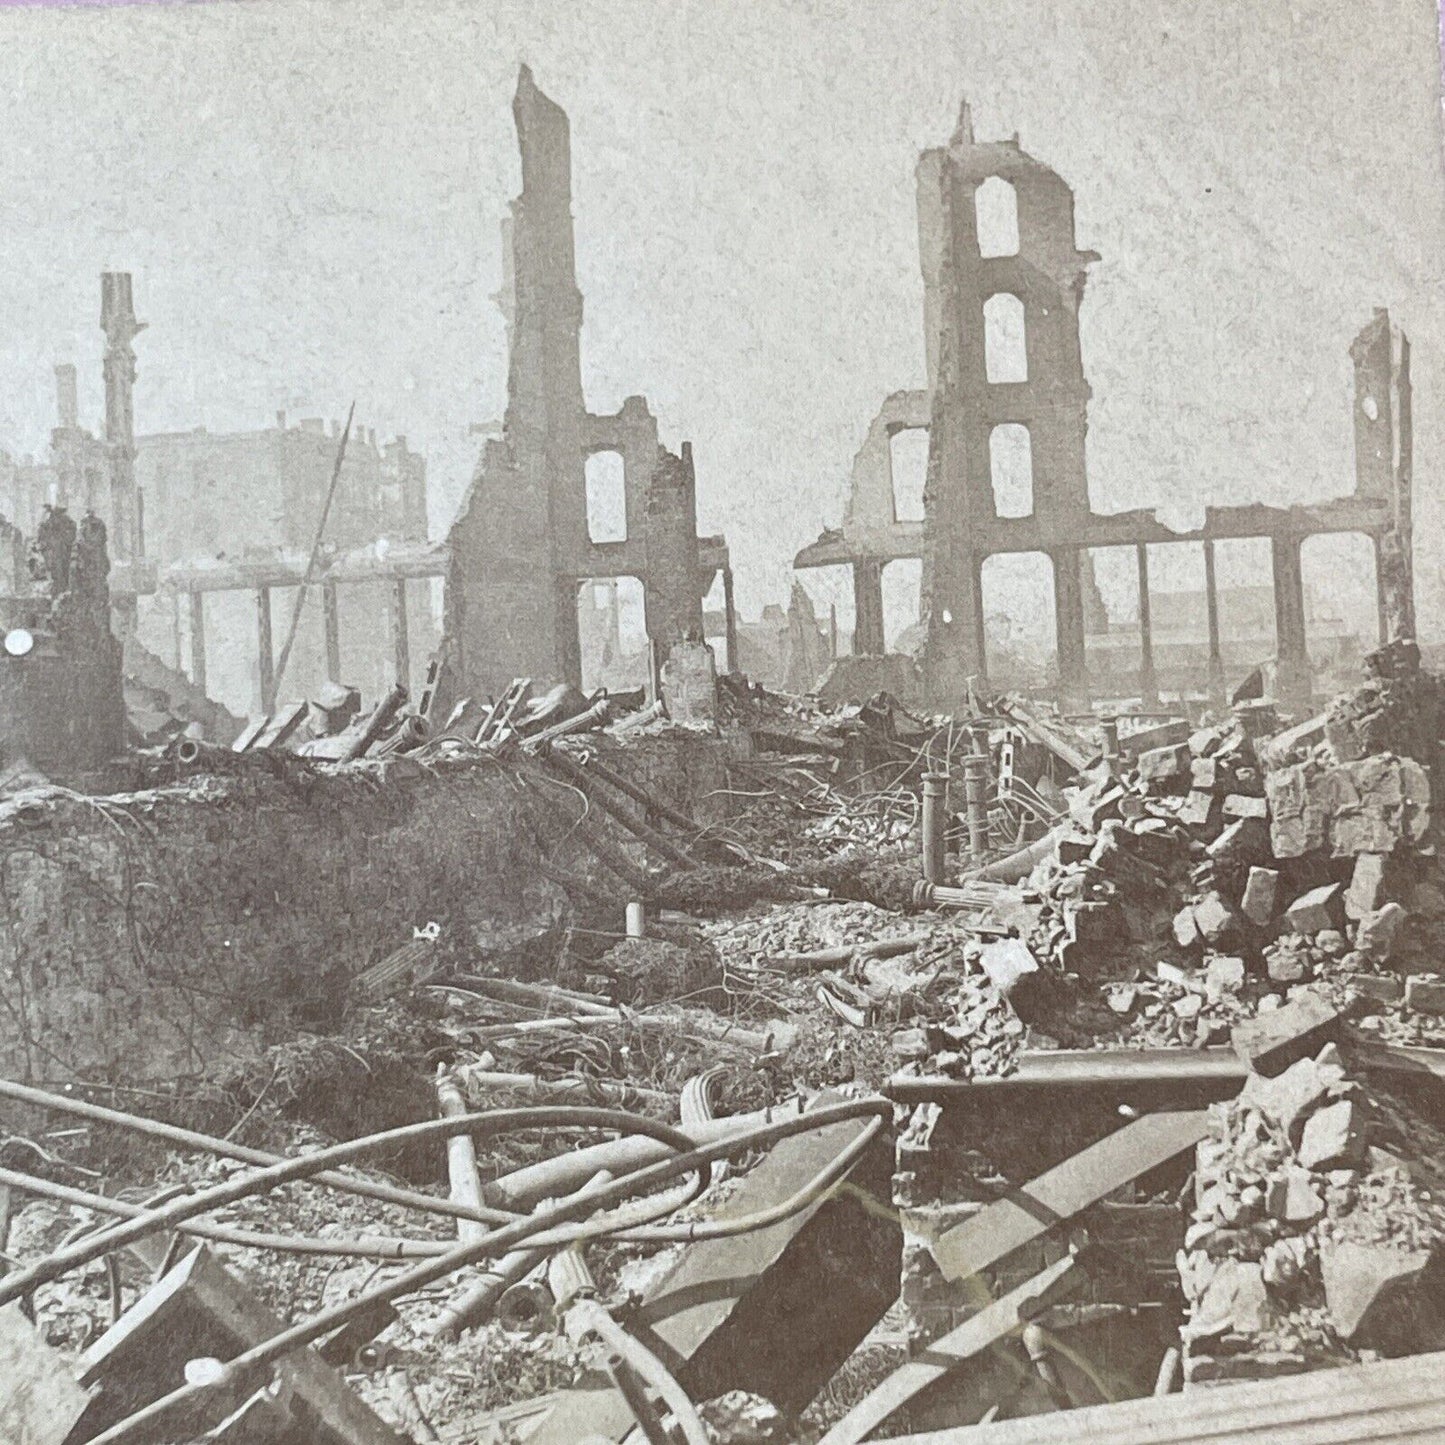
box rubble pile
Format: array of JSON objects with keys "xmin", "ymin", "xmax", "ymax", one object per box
[
  {"xmin": 7, "ymin": 646, "xmax": 1445, "ymax": 1444},
  {"xmin": 1181, "ymin": 1030, "xmax": 1445, "ymax": 1385}
]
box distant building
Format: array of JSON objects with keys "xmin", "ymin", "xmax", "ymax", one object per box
[{"xmin": 130, "ymin": 413, "xmax": 431, "ymax": 713}]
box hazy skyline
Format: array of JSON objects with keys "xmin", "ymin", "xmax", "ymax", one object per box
[{"xmin": 0, "ymin": 0, "xmax": 1442, "ymax": 634}]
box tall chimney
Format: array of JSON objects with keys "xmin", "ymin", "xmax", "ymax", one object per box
[{"xmin": 100, "ymin": 272, "xmax": 146, "ymax": 562}]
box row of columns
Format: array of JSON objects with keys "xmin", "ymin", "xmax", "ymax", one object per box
[
  {"xmin": 181, "ymin": 577, "xmax": 418, "ymax": 715},
  {"xmin": 183, "ymin": 567, "xmax": 742, "ymax": 716},
  {"xmin": 849, "ymin": 534, "xmax": 1336, "ymax": 712}
]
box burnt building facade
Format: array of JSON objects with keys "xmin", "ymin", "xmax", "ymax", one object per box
[
  {"xmin": 796, "ymin": 105, "xmax": 1415, "ymax": 715},
  {"xmin": 438, "ymin": 68, "xmax": 734, "ymax": 710}
]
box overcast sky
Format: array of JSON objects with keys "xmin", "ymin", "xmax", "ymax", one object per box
[{"xmin": 0, "ymin": 0, "xmax": 1442, "ymax": 631}]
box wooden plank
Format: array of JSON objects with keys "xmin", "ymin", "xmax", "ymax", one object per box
[
  {"xmin": 230, "ymin": 716, "xmax": 268, "ymax": 753},
  {"xmin": 530, "ymin": 1108, "xmax": 900, "ymax": 1445},
  {"xmin": 817, "ymin": 1255, "xmax": 1082, "ymax": 1445},
  {"xmin": 0, "ymin": 1302, "xmax": 92, "ymax": 1445},
  {"xmin": 881, "ymin": 1343, "xmax": 1445, "ymax": 1443},
  {"xmin": 74, "ymin": 1245, "xmax": 398, "ymax": 1444},
  {"xmin": 254, "ymin": 700, "xmax": 309, "ymax": 751},
  {"xmin": 931, "ymin": 1111, "xmax": 1209, "ymax": 1286}
]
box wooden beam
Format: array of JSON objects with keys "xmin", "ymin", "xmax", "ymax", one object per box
[
  {"xmin": 73, "ymin": 1245, "xmax": 397, "ymax": 1445},
  {"xmin": 817, "ymin": 1254, "xmax": 1082, "ymax": 1445},
  {"xmin": 931, "ymin": 1111, "xmax": 1209, "ymax": 1286}
]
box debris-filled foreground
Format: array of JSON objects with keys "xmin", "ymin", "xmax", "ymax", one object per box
[{"xmin": 5, "ymin": 639, "xmax": 1445, "ymax": 1443}]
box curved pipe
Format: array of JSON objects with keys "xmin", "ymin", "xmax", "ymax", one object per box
[
  {"xmin": 83, "ymin": 1099, "xmax": 890, "ymax": 1445},
  {"xmin": 0, "ymin": 1106, "xmax": 702, "ymax": 1307}
]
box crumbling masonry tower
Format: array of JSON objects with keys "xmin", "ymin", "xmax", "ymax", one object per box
[
  {"xmin": 440, "ymin": 69, "xmax": 733, "ymax": 706},
  {"xmin": 795, "ymin": 105, "xmax": 1415, "ymax": 714}
]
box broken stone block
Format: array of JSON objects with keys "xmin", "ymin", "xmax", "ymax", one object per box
[
  {"xmin": 1173, "ymin": 905, "xmax": 1202, "ymax": 951},
  {"xmin": 977, "ymin": 937, "xmax": 1053, "ymax": 1023},
  {"xmin": 1189, "ymin": 726, "xmax": 1224, "ymax": 758},
  {"xmin": 1405, "ymin": 976, "xmax": 1445, "ymax": 1016},
  {"xmin": 1298, "ymin": 1099, "xmax": 1367, "ymax": 1171},
  {"xmin": 1355, "ymin": 902, "xmax": 1407, "ymax": 962},
  {"xmin": 1241, "ymin": 1051, "xmax": 1344, "ymax": 1146},
  {"xmin": 1191, "ymin": 756, "xmax": 1219, "ymax": 791},
  {"xmin": 697, "ymin": 1392, "xmax": 791, "ymax": 1445},
  {"xmin": 1319, "ymin": 1239, "xmax": 1445, "ymax": 1351},
  {"xmin": 1240, "ymin": 867, "xmax": 1280, "ymax": 926},
  {"xmin": 1345, "ymin": 853, "xmax": 1393, "ymax": 920},
  {"xmin": 1233, "ymin": 991, "xmax": 1346, "ymax": 1076},
  {"xmin": 1351, "ymin": 974, "xmax": 1405, "ymax": 1008},
  {"xmin": 1265, "ymin": 940, "xmax": 1310, "ymax": 985},
  {"xmin": 1205, "ymin": 956, "xmax": 1246, "ymax": 999},
  {"xmin": 891, "ymin": 1028, "xmax": 929, "ymax": 1061},
  {"xmin": 1285, "ymin": 883, "xmax": 1344, "ymax": 936},
  {"xmin": 1179, "ymin": 790, "xmax": 1219, "ymax": 829},
  {"xmin": 1266, "ymin": 1167, "xmax": 1324, "ymax": 1225},
  {"xmin": 1207, "ymin": 817, "xmax": 1268, "ymax": 862},
  {"xmin": 1266, "ymin": 756, "xmax": 1431, "ymax": 860},
  {"xmin": 1138, "ymin": 742, "xmax": 1191, "ymax": 789},
  {"xmin": 1223, "ymin": 794, "xmax": 1269, "ymax": 820},
  {"xmin": 1191, "ymin": 1259, "xmax": 1272, "ymax": 1338},
  {"xmin": 1193, "ymin": 892, "xmax": 1242, "ymax": 948}
]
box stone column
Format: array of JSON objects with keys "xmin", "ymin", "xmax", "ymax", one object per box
[
  {"xmin": 189, "ymin": 592, "xmax": 207, "ymax": 694},
  {"xmin": 1136, "ymin": 543, "xmax": 1158, "ymax": 706},
  {"xmin": 1271, "ymin": 536, "xmax": 1310, "ymax": 713},
  {"xmin": 852, "ymin": 559, "xmax": 886, "ymax": 655},
  {"xmin": 390, "ymin": 578, "xmax": 410, "ymax": 694},
  {"xmin": 323, "ymin": 580, "xmax": 341, "ymax": 683},
  {"xmin": 1052, "ymin": 548, "xmax": 1089, "ymax": 711},
  {"xmin": 642, "ymin": 443, "xmax": 704, "ymax": 667},
  {"xmin": 1203, "ymin": 539, "xmax": 1225, "ymax": 706},
  {"xmin": 721, "ymin": 565, "xmax": 739, "ymax": 675}
]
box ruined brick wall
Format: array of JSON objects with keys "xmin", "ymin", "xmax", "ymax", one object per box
[
  {"xmin": 0, "ymin": 735, "xmax": 745, "ymax": 1084},
  {"xmin": 0, "ymin": 759, "xmax": 550, "ymax": 1083}
]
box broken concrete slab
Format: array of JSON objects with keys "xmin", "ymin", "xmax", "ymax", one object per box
[{"xmin": 1298, "ymin": 1099, "xmax": 1368, "ymax": 1171}]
